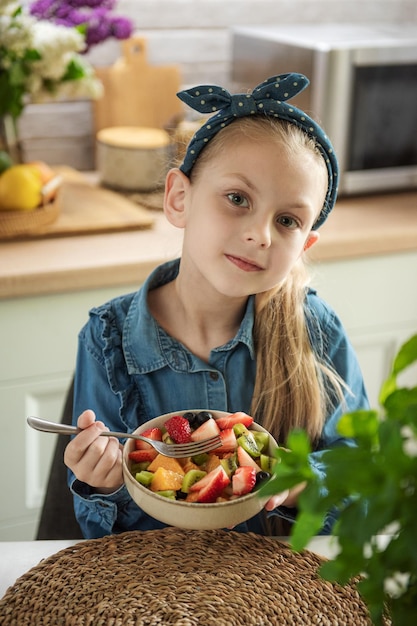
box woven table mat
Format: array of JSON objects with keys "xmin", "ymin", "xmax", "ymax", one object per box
[{"xmin": 0, "ymin": 528, "xmax": 376, "ymax": 625}]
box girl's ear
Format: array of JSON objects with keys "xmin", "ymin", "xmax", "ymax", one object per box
[
  {"xmin": 303, "ymin": 231, "xmax": 320, "ymax": 252},
  {"xmin": 163, "ymin": 168, "xmax": 190, "ymax": 228}
]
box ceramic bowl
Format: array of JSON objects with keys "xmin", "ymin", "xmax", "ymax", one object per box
[{"xmin": 122, "ymin": 410, "xmax": 278, "ymax": 530}]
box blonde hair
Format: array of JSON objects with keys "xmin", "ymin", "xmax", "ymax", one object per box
[{"xmin": 189, "ymin": 116, "xmax": 345, "ymax": 445}]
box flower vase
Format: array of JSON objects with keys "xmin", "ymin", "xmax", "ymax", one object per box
[{"xmin": 0, "ymin": 114, "xmax": 22, "ymax": 164}]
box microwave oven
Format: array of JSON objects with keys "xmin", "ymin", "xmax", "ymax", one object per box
[{"xmin": 231, "ymin": 24, "xmax": 417, "ymax": 196}]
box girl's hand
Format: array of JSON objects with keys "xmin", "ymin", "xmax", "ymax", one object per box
[
  {"xmin": 64, "ymin": 409, "xmax": 124, "ymax": 494},
  {"xmin": 264, "ymin": 482, "xmax": 306, "ymax": 511}
]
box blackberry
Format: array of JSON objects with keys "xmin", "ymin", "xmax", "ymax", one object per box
[
  {"xmin": 255, "ymin": 470, "xmax": 271, "ymax": 486},
  {"xmin": 196, "ymin": 411, "xmax": 213, "ymax": 426},
  {"xmin": 182, "ymin": 411, "xmax": 198, "ymax": 428}
]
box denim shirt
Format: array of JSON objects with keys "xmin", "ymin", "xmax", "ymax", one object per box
[{"xmin": 69, "ymin": 259, "xmax": 368, "ymax": 538}]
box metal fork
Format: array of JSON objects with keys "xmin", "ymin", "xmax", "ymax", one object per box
[{"xmin": 27, "ymin": 416, "xmax": 222, "ymax": 458}]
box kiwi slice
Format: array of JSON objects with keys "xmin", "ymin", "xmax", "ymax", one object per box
[
  {"xmin": 181, "ymin": 469, "xmax": 207, "ymax": 493},
  {"xmin": 220, "ymin": 454, "xmax": 238, "ymax": 477},
  {"xmin": 156, "ymin": 490, "xmax": 177, "ymax": 499},
  {"xmin": 135, "ymin": 470, "xmax": 154, "ymax": 486},
  {"xmin": 162, "ymin": 432, "xmax": 175, "ymax": 444},
  {"xmin": 260, "ymin": 454, "xmax": 278, "ymax": 472},
  {"xmin": 252, "ymin": 431, "xmax": 269, "ymax": 453},
  {"xmin": 237, "ymin": 433, "xmax": 260, "ymax": 458},
  {"xmin": 233, "ymin": 423, "xmax": 250, "ymax": 437},
  {"xmin": 191, "ymin": 452, "xmax": 209, "ymax": 466},
  {"xmin": 130, "ymin": 461, "xmax": 150, "ymax": 475}
]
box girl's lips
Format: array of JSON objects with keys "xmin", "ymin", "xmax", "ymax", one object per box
[{"xmin": 225, "ymin": 254, "xmax": 263, "ymax": 272}]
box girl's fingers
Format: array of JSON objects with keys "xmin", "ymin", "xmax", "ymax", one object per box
[
  {"xmin": 77, "ymin": 409, "xmax": 97, "ymax": 430},
  {"xmin": 264, "ymin": 490, "xmax": 289, "ymax": 511}
]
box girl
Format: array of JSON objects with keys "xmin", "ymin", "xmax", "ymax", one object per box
[{"xmin": 64, "ymin": 74, "xmax": 368, "ymax": 538}]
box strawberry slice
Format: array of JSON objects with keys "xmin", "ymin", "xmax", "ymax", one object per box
[
  {"xmin": 237, "ymin": 446, "xmax": 261, "ymax": 471},
  {"xmin": 134, "ymin": 427, "xmax": 163, "ymax": 450},
  {"xmin": 212, "ymin": 428, "xmax": 237, "ymax": 454},
  {"xmin": 164, "ymin": 415, "xmax": 192, "ymax": 443},
  {"xmin": 215, "ymin": 412, "xmax": 254, "ymax": 430},
  {"xmin": 195, "ymin": 466, "xmax": 230, "ymax": 503},
  {"xmin": 232, "ymin": 466, "xmax": 257, "ymax": 496},
  {"xmin": 128, "ymin": 448, "xmax": 159, "ymax": 463},
  {"xmin": 190, "ymin": 417, "xmax": 220, "ymax": 442}
]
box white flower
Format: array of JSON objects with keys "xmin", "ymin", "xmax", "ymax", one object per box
[
  {"xmin": 30, "ymin": 59, "xmax": 103, "ymax": 102},
  {"xmin": 402, "ymin": 425, "xmax": 417, "ymax": 457},
  {"xmin": 384, "ymin": 571, "xmax": 411, "ymax": 599},
  {"xmin": 0, "ymin": 10, "xmax": 33, "ymax": 55},
  {"xmin": 0, "ymin": 1, "xmax": 102, "ymax": 116},
  {"xmin": 31, "ymin": 21, "xmax": 85, "ymax": 82}
]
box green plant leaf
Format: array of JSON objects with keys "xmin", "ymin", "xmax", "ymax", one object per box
[
  {"xmin": 337, "ymin": 409, "xmax": 380, "ymax": 445},
  {"xmin": 383, "ymin": 388, "xmax": 417, "ymax": 423},
  {"xmin": 380, "ymin": 334, "xmax": 417, "ymax": 405},
  {"xmin": 62, "ymin": 58, "xmax": 87, "ymax": 82},
  {"xmin": 392, "ymin": 335, "xmax": 417, "ymax": 376},
  {"xmin": 290, "ymin": 508, "xmax": 325, "ymax": 551},
  {"xmin": 380, "ymin": 373, "xmax": 397, "ymax": 406},
  {"xmin": 258, "ymin": 431, "xmax": 316, "ymax": 499},
  {"xmin": 285, "ymin": 428, "xmax": 313, "ymax": 457},
  {"xmin": 261, "ymin": 334, "xmax": 417, "ymax": 624}
]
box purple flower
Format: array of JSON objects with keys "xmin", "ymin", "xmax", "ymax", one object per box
[
  {"xmin": 29, "ymin": 0, "xmax": 134, "ymax": 50},
  {"xmin": 111, "ymin": 17, "xmax": 133, "ymax": 40}
]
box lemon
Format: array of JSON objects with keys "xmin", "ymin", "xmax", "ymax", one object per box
[
  {"xmin": 0, "ymin": 164, "xmax": 42, "ymax": 211},
  {"xmin": 0, "ymin": 150, "xmax": 13, "ymax": 174}
]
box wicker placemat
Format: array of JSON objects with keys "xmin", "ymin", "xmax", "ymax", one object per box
[{"xmin": 0, "ymin": 528, "xmax": 377, "ymax": 625}]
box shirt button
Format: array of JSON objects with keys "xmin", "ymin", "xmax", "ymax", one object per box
[{"xmin": 209, "ymin": 371, "xmax": 219, "ymax": 381}]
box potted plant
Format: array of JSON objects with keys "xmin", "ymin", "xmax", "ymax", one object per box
[{"xmin": 259, "ymin": 334, "xmax": 417, "ymax": 626}]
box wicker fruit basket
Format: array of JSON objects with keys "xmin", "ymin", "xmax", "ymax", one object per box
[
  {"xmin": 0, "ymin": 528, "xmax": 382, "ymax": 625},
  {"xmin": 0, "ymin": 201, "xmax": 59, "ymax": 239},
  {"xmin": 0, "ymin": 172, "xmax": 61, "ymax": 240}
]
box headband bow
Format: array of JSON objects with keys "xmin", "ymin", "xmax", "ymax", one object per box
[{"xmin": 177, "ymin": 73, "xmax": 338, "ymax": 229}]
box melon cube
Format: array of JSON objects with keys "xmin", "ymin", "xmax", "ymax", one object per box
[
  {"xmin": 150, "ymin": 467, "xmax": 184, "ymax": 492},
  {"xmin": 147, "ymin": 453, "xmax": 185, "ymax": 476}
]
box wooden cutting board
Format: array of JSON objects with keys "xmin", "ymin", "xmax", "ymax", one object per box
[
  {"xmin": 52, "ymin": 179, "xmax": 155, "ymax": 236},
  {"xmin": 0, "ymin": 169, "xmax": 154, "ymax": 241},
  {"xmin": 93, "ymin": 37, "xmax": 183, "ymax": 133}
]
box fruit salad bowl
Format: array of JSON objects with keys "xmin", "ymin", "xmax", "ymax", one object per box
[{"xmin": 122, "ymin": 409, "xmax": 278, "ymax": 530}]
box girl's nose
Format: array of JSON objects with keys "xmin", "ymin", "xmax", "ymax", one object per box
[{"xmin": 244, "ymin": 219, "xmax": 272, "ymax": 248}]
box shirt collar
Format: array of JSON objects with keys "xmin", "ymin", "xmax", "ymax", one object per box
[{"xmin": 123, "ymin": 259, "xmax": 255, "ymax": 374}]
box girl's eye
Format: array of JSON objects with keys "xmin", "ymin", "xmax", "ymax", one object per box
[
  {"xmin": 277, "ymin": 215, "xmax": 299, "ymax": 229},
  {"xmin": 227, "ymin": 192, "xmax": 249, "ymax": 208}
]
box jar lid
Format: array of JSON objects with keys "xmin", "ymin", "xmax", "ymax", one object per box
[{"xmin": 97, "ymin": 127, "xmax": 170, "ymax": 149}]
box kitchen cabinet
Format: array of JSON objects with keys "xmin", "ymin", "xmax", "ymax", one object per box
[
  {"xmin": 0, "ymin": 284, "xmax": 139, "ymax": 540},
  {"xmin": 309, "ymin": 251, "xmax": 417, "ymax": 408}
]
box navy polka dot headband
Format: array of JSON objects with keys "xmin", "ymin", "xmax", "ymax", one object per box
[{"xmin": 177, "ymin": 73, "xmax": 338, "ymax": 229}]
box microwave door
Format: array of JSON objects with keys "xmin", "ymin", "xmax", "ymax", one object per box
[{"xmin": 341, "ymin": 63, "xmax": 417, "ymax": 194}]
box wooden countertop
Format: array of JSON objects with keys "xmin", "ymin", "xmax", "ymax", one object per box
[
  {"xmin": 309, "ymin": 190, "xmax": 417, "ymax": 262},
  {"xmin": 0, "ymin": 190, "xmax": 416, "ymax": 300}
]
